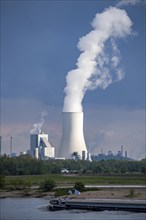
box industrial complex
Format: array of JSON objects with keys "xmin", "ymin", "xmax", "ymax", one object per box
[
  {"xmin": 30, "ymin": 132, "xmax": 54, "ymax": 159},
  {"xmin": 0, "ymin": 111, "xmax": 129, "ymax": 161}
]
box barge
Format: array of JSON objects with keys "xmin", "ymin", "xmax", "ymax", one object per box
[{"xmin": 48, "ymin": 198, "xmax": 146, "ymax": 212}]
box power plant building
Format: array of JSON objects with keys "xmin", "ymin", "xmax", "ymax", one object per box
[{"xmin": 30, "ymin": 133, "xmax": 54, "ymax": 159}]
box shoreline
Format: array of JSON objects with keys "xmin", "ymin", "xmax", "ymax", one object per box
[{"xmin": 0, "ymin": 187, "xmax": 145, "ymax": 200}]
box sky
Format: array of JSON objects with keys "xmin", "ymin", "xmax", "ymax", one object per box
[{"xmin": 1, "ymin": 0, "xmax": 146, "ymax": 160}]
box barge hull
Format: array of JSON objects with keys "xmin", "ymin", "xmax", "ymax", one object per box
[
  {"xmin": 65, "ymin": 201, "xmax": 146, "ymax": 212},
  {"xmin": 49, "ymin": 199, "xmax": 146, "ymax": 212}
]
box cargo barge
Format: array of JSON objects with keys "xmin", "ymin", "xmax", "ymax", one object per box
[{"xmin": 48, "ymin": 198, "xmax": 146, "ymax": 212}]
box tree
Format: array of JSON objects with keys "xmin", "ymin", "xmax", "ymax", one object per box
[
  {"xmin": 74, "ymin": 181, "xmax": 85, "ymax": 192},
  {"xmin": 40, "ymin": 179, "xmax": 56, "ymax": 192},
  {"xmin": 71, "ymin": 152, "xmax": 81, "ymax": 160}
]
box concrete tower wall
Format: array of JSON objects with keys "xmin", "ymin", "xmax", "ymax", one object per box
[{"xmin": 59, "ymin": 112, "xmax": 87, "ymax": 159}]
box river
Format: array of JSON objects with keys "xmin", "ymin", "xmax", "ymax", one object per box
[{"xmin": 0, "ymin": 198, "xmax": 145, "ymax": 220}]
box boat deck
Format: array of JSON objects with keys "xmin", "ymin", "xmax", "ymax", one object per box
[{"xmin": 49, "ymin": 198, "xmax": 146, "ymax": 212}]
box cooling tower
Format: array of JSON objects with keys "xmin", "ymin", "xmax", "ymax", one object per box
[{"xmin": 58, "ymin": 112, "xmax": 88, "ymax": 159}]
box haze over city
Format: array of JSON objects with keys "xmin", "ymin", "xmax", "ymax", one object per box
[{"xmin": 1, "ymin": 0, "xmax": 145, "ymax": 160}]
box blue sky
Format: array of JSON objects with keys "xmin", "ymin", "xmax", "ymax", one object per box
[{"xmin": 1, "ymin": 0, "xmax": 145, "ymax": 159}]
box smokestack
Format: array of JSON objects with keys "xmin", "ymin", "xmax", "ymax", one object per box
[
  {"xmin": 10, "ymin": 136, "xmax": 12, "ymax": 156},
  {"xmin": 121, "ymin": 145, "xmax": 123, "ymax": 157},
  {"xmin": 58, "ymin": 112, "xmax": 87, "ymax": 159}
]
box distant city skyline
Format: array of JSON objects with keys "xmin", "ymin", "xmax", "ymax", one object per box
[{"xmin": 1, "ymin": 0, "xmax": 145, "ymax": 160}]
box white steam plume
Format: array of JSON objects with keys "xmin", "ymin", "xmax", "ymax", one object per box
[
  {"xmin": 63, "ymin": 6, "xmax": 133, "ymax": 112},
  {"xmin": 30, "ymin": 111, "xmax": 48, "ymax": 134},
  {"xmin": 116, "ymin": 0, "xmax": 141, "ymax": 7}
]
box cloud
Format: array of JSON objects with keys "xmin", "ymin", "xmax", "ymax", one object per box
[{"xmin": 116, "ymin": 0, "xmax": 142, "ymax": 7}]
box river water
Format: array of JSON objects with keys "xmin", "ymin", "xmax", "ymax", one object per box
[{"xmin": 0, "ymin": 198, "xmax": 145, "ymax": 220}]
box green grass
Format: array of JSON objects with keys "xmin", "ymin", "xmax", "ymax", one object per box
[{"xmin": 5, "ymin": 174, "xmax": 146, "ymax": 186}]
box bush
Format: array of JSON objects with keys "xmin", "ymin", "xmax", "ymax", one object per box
[
  {"xmin": 0, "ymin": 176, "xmax": 6, "ymax": 189},
  {"xmin": 127, "ymin": 189, "xmax": 136, "ymax": 198},
  {"xmin": 54, "ymin": 188, "xmax": 70, "ymax": 197},
  {"xmin": 74, "ymin": 181, "xmax": 85, "ymax": 192},
  {"xmin": 40, "ymin": 179, "xmax": 56, "ymax": 192}
]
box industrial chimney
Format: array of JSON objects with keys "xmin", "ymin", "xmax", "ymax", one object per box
[
  {"xmin": 58, "ymin": 112, "xmax": 88, "ymax": 159},
  {"xmin": 0, "ymin": 136, "xmax": 2, "ymax": 156}
]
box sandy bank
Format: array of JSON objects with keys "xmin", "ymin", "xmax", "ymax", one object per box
[{"xmin": 0, "ymin": 188, "xmax": 145, "ymax": 200}]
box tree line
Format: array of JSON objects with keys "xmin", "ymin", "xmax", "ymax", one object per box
[{"xmin": 0, "ymin": 154, "xmax": 146, "ymax": 176}]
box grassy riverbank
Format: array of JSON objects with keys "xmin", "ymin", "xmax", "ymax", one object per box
[
  {"xmin": 4, "ymin": 174, "xmax": 146, "ymax": 186},
  {"xmin": 0, "ymin": 174, "xmax": 145, "ymax": 199}
]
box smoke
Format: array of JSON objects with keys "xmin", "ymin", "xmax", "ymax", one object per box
[
  {"xmin": 116, "ymin": 0, "xmax": 142, "ymax": 7},
  {"xmin": 63, "ymin": 6, "xmax": 133, "ymax": 112},
  {"xmin": 30, "ymin": 111, "xmax": 48, "ymax": 134}
]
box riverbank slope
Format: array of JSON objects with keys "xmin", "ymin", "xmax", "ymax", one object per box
[{"xmin": 0, "ymin": 187, "xmax": 145, "ymax": 200}]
